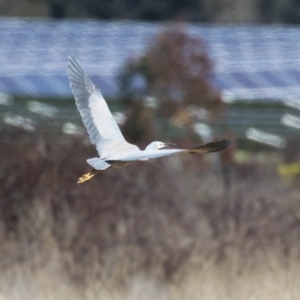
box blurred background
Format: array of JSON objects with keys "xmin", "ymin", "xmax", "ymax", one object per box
[{"xmin": 1, "ymin": 1, "xmax": 300, "ymax": 299}]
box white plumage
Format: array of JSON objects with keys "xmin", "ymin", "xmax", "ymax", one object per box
[{"xmin": 67, "ymin": 52, "xmax": 231, "ymax": 183}]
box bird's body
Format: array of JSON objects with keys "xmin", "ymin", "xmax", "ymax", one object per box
[{"xmin": 67, "ymin": 52, "xmax": 231, "ymax": 184}]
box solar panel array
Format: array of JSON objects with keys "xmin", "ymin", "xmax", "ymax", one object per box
[
  {"xmin": 1, "ymin": 18, "xmax": 300, "ymax": 101},
  {"xmin": 189, "ymin": 26, "xmax": 300, "ymax": 101}
]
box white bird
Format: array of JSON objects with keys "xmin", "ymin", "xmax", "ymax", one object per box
[{"xmin": 67, "ymin": 52, "xmax": 231, "ymax": 184}]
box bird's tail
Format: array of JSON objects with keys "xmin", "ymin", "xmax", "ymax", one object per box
[
  {"xmin": 86, "ymin": 157, "xmax": 111, "ymax": 170},
  {"xmin": 186, "ymin": 139, "xmax": 231, "ymax": 154}
]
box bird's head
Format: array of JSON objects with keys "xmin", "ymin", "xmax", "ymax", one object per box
[{"xmin": 145, "ymin": 141, "xmax": 175, "ymax": 151}]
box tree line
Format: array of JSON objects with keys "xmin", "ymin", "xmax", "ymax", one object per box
[{"xmin": 2, "ymin": 0, "xmax": 300, "ymax": 24}]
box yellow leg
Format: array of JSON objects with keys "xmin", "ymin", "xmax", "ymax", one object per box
[{"xmin": 77, "ymin": 169, "xmax": 100, "ymax": 184}]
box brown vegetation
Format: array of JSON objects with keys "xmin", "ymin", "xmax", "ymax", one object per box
[{"xmin": 1, "ymin": 128, "xmax": 300, "ymax": 299}]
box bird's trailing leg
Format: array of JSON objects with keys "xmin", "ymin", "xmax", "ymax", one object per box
[{"xmin": 77, "ymin": 169, "xmax": 101, "ymax": 184}]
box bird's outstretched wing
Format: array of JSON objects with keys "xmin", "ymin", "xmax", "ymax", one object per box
[
  {"xmin": 117, "ymin": 139, "xmax": 231, "ymax": 161},
  {"xmin": 67, "ymin": 52, "xmax": 125, "ymax": 145}
]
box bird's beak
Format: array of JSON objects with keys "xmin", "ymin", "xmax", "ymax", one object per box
[{"xmin": 164, "ymin": 143, "xmax": 176, "ymax": 147}]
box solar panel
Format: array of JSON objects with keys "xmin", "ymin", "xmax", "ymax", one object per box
[
  {"xmin": 258, "ymin": 71, "xmax": 288, "ymax": 87},
  {"xmin": 26, "ymin": 75, "xmax": 59, "ymax": 95},
  {"xmin": 230, "ymin": 72, "xmax": 257, "ymax": 88},
  {"xmin": 0, "ymin": 19, "xmax": 300, "ymax": 101},
  {"xmin": 212, "ymin": 73, "xmax": 231, "ymax": 89},
  {"xmin": 0, "ymin": 77, "xmax": 25, "ymax": 94},
  {"xmin": 287, "ymin": 70, "xmax": 300, "ymax": 82}
]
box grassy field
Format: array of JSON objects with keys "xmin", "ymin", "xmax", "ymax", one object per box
[{"xmin": 1, "ymin": 125, "xmax": 300, "ymax": 299}]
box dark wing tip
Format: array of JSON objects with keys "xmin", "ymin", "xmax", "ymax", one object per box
[{"xmin": 188, "ymin": 139, "xmax": 231, "ymax": 154}]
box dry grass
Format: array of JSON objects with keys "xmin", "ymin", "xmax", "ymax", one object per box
[{"xmin": 1, "ymin": 129, "xmax": 300, "ymax": 299}]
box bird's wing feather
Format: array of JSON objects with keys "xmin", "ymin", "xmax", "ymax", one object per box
[
  {"xmin": 117, "ymin": 140, "xmax": 231, "ymax": 161},
  {"xmin": 67, "ymin": 52, "xmax": 125, "ymax": 145}
]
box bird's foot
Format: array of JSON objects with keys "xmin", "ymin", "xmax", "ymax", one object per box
[{"xmin": 77, "ymin": 171, "xmax": 95, "ymax": 184}]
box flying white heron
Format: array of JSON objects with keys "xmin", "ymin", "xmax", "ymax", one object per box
[{"xmin": 67, "ymin": 52, "xmax": 231, "ymax": 184}]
